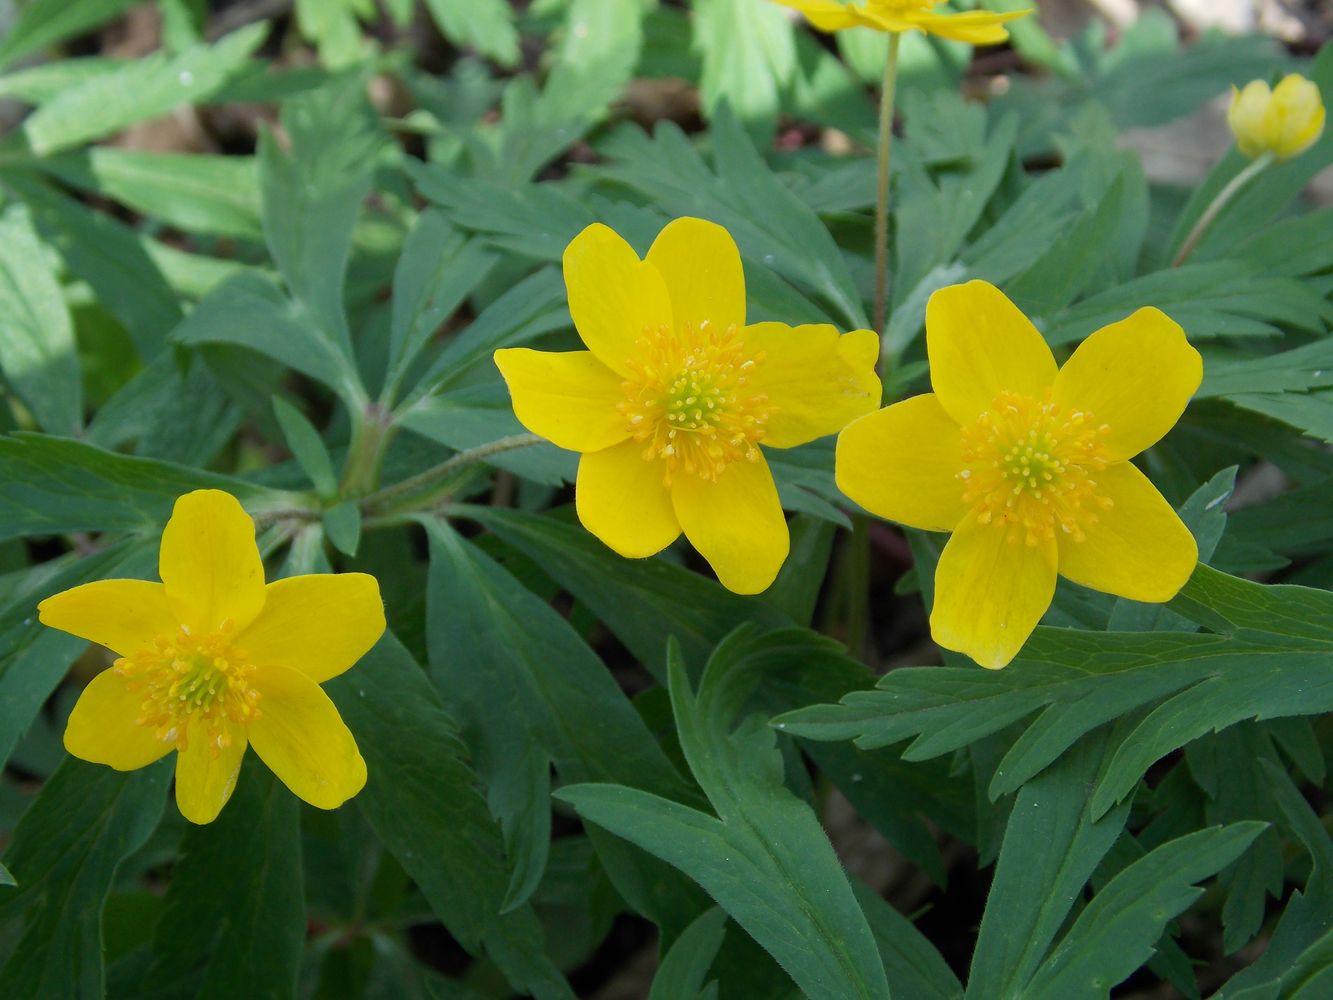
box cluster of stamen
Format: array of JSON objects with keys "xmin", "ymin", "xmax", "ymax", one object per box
[
  {"xmin": 619, "ymin": 321, "xmax": 776, "ymax": 485},
  {"xmin": 958, "ymin": 390, "xmax": 1114, "ymax": 546},
  {"xmin": 114, "ymin": 622, "xmax": 261, "ymax": 757}
]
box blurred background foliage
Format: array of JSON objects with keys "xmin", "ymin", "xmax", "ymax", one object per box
[{"xmin": 0, "ymin": 1, "xmax": 1332, "ymax": 998}]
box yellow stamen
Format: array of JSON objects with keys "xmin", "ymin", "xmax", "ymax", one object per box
[
  {"xmin": 958, "ymin": 390, "xmax": 1113, "ymax": 547},
  {"xmin": 618, "ymin": 320, "xmax": 776, "ymax": 485},
  {"xmin": 114, "ymin": 622, "xmax": 261, "ymax": 757}
]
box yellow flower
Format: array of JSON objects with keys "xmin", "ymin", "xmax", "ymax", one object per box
[
  {"xmin": 836, "ymin": 281, "xmax": 1201, "ymax": 668},
  {"xmin": 1227, "ymin": 74, "xmax": 1325, "ymax": 162},
  {"xmin": 772, "ymin": 0, "xmax": 1029, "ymax": 43},
  {"xmin": 38, "ymin": 490, "xmax": 385, "ymax": 823},
  {"xmin": 494, "ymin": 218, "xmax": 881, "ymax": 595}
]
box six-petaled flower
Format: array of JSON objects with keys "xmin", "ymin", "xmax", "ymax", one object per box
[
  {"xmin": 495, "ymin": 217, "xmax": 881, "ymax": 594},
  {"xmin": 39, "ymin": 489, "xmax": 385, "ymax": 823}
]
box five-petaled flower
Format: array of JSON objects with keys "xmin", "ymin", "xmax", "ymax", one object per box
[
  {"xmin": 836, "ymin": 281, "xmax": 1201, "ymax": 668},
  {"xmin": 772, "ymin": 0, "xmax": 1029, "ymax": 43},
  {"xmin": 1228, "ymin": 74, "xmax": 1325, "ymax": 163},
  {"xmin": 495, "ymin": 217, "xmax": 881, "ymax": 594},
  {"xmin": 38, "ymin": 489, "xmax": 385, "ymax": 823}
]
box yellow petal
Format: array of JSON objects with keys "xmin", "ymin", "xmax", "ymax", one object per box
[
  {"xmin": 645, "ymin": 217, "xmax": 747, "ymax": 339},
  {"xmin": 1270, "ymin": 73, "xmax": 1325, "ymax": 160},
  {"xmin": 494, "ymin": 348, "xmax": 630, "ymax": 453},
  {"xmin": 930, "ymin": 513, "xmax": 1057, "ymax": 669},
  {"xmin": 901, "ymin": 9, "xmax": 1028, "ymax": 44},
  {"xmin": 1228, "ymin": 80, "xmax": 1272, "ymax": 159},
  {"xmin": 575, "ymin": 439, "xmax": 681, "ymax": 558},
  {"xmin": 248, "ymin": 665, "xmax": 366, "ymax": 810},
  {"xmin": 835, "ymin": 394, "xmax": 967, "ymax": 532},
  {"xmin": 743, "ymin": 323, "xmax": 881, "ymax": 448},
  {"xmin": 1051, "ymin": 307, "xmax": 1201, "ymax": 462},
  {"xmin": 174, "ymin": 720, "xmax": 246, "ymax": 824},
  {"xmin": 769, "ymin": 0, "xmax": 866, "ymax": 32},
  {"xmin": 926, "ymin": 281, "xmax": 1058, "ymax": 426},
  {"xmin": 237, "ymin": 573, "xmax": 385, "ymax": 684},
  {"xmin": 564, "ymin": 223, "xmax": 673, "ymax": 378},
  {"xmin": 158, "ymin": 490, "xmax": 266, "ymax": 635},
  {"xmin": 63, "ymin": 668, "xmax": 173, "ymax": 770},
  {"xmin": 38, "ymin": 579, "xmax": 177, "ymax": 656},
  {"xmin": 1057, "ymin": 462, "xmax": 1198, "ymax": 603},
  {"xmin": 671, "ymin": 453, "xmax": 788, "ymax": 595}
]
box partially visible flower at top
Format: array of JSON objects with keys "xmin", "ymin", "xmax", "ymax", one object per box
[
  {"xmin": 1228, "ymin": 73, "xmax": 1325, "ymax": 162},
  {"xmin": 38, "ymin": 490, "xmax": 385, "ymax": 824},
  {"xmin": 836, "ymin": 281, "xmax": 1201, "ymax": 668},
  {"xmin": 772, "ymin": 0, "xmax": 1030, "ymax": 43},
  {"xmin": 495, "ymin": 218, "xmax": 881, "ymax": 595}
]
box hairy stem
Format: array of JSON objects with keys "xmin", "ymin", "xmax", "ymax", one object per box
[
  {"xmin": 1172, "ymin": 153, "xmax": 1274, "ymax": 267},
  {"xmin": 873, "ymin": 32, "xmax": 903, "ymax": 342}
]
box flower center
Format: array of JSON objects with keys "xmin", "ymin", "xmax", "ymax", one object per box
[
  {"xmin": 114, "ymin": 623, "xmax": 262, "ymax": 756},
  {"xmin": 958, "ymin": 390, "xmax": 1114, "ymax": 546},
  {"xmin": 619, "ymin": 321, "xmax": 776, "ymax": 485}
]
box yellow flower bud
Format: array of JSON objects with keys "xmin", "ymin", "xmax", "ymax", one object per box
[{"xmin": 1227, "ymin": 73, "xmax": 1326, "ymax": 162}]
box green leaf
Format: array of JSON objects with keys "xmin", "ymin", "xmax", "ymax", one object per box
[
  {"xmin": 4, "ymin": 172, "xmax": 183, "ymax": 357},
  {"xmin": 0, "ymin": 758, "xmax": 171, "ymax": 998},
  {"xmin": 0, "ymin": 205, "xmax": 80, "ymax": 434},
  {"xmin": 461, "ymin": 505, "xmax": 790, "ymax": 679},
  {"xmin": 324, "ymin": 634, "xmax": 576, "ymax": 1000},
  {"xmin": 597, "ymin": 107, "xmax": 867, "ymax": 329},
  {"xmin": 966, "ymin": 732, "xmax": 1131, "ymax": 998},
  {"xmin": 0, "ymin": 433, "xmax": 292, "ymax": 543},
  {"xmin": 143, "ymin": 765, "xmax": 304, "ymax": 1000},
  {"xmin": 852, "ymin": 880, "xmax": 962, "ymax": 1000},
  {"xmin": 395, "ymin": 267, "xmax": 567, "ymax": 406},
  {"xmin": 558, "ymin": 629, "xmax": 892, "ymax": 1000},
  {"xmin": 692, "ymin": 0, "xmax": 795, "ymax": 130},
  {"xmin": 541, "ymin": 0, "xmax": 647, "ymax": 125},
  {"xmin": 39, "ymin": 148, "xmax": 263, "ymax": 240},
  {"xmin": 19, "ymin": 23, "xmax": 267, "ymax": 155},
  {"xmin": 0, "ymin": 0, "xmax": 139, "ymax": 71},
  {"xmin": 384, "ymin": 209, "xmax": 497, "ymax": 404},
  {"xmin": 172, "ymin": 270, "xmax": 364, "ymax": 405},
  {"xmin": 272, "ymin": 396, "xmax": 337, "ymax": 497},
  {"xmin": 776, "ymin": 565, "xmax": 1333, "ymax": 815},
  {"xmin": 422, "ymin": 0, "xmax": 519, "ymax": 67},
  {"xmin": 1022, "ymin": 823, "xmax": 1267, "ymax": 998},
  {"xmin": 0, "ymin": 862, "xmax": 13, "ymax": 888},
  {"xmin": 649, "ymin": 907, "xmax": 728, "ymax": 1000},
  {"xmin": 322, "ymin": 501, "xmax": 362, "ymax": 557}
]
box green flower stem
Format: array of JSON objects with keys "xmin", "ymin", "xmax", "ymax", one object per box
[
  {"xmin": 844, "ymin": 514, "xmax": 873, "ymax": 664},
  {"xmin": 339, "ymin": 403, "xmax": 396, "ymax": 499},
  {"xmin": 873, "ymin": 31, "xmax": 903, "ymax": 342},
  {"xmin": 360, "ymin": 433, "xmax": 543, "ymax": 516},
  {"xmin": 1172, "ymin": 152, "xmax": 1274, "ymax": 267}
]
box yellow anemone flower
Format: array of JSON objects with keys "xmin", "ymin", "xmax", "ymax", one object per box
[
  {"xmin": 38, "ymin": 489, "xmax": 385, "ymax": 823},
  {"xmin": 1227, "ymin": 74, "xmax": 1326, "ymax": 162},
  {"xmin": 495, "ymin": 218, "xmax": 881, "ymax": 595},
  {"xmin": 772, "ymin": 0, "xmax": 1029, "ymax": 43},
  {"xmin": 836, "ymin": 281, "xmax": 1201, "ymax": 668}
]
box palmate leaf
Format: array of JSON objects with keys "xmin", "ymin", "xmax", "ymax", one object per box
[
  {"xmin": 0, "ymin": 433, "xmax": 294, "ymax": 544},
  {"xmin": 0, "ymin": 204, "xmax": 80, "ymax": 435},
  {"xmin": 965, "ymin": 731, "xmax": 1131, "ymax": 998},
  {"xmin": 141, "ymin": 765, "xmax": 303, "ymax": 1000},
  {"xmin": 1020, "ymin": 823, "xmax": 1266, "ymax": 998},
  {"xmin": 778, "ymin": 564, "xmax": 1333, "ymax": 818},
  {"xmin": 647, "ymin": 907, "xmax": 728, "ymax": 1000},
  {"xmin": 325, "ymin": 634, "xmax": 576, "ymax": 1000},
  {"xmin": 424, "ymin": 519, "xmax": 699, "ymax": 924},
  {"xmin": 691, "ymin": 0, "xmax": 795, "ymax": 131},
  {"xmin": 558, "ymin": 629, "xmax": 891, "ymax": 1000},
  {"xmin": 0, "ymin": 758, "xmax": 172, "ymax": 998},
  {"xmin": 17, "ymin": 23, "xmax": 267, "ymax": 156}
]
